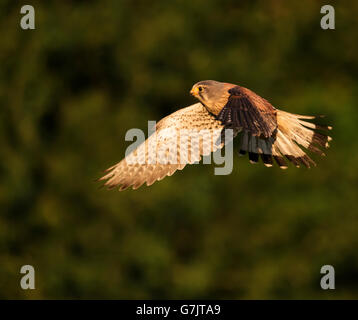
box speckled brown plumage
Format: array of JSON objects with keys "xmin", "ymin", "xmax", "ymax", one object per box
[{"xmin": 99, "ymin": 103, "xmax": 228, "ymax": 191}]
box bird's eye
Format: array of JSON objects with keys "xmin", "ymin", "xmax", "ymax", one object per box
[{"xmin": 198, "ymin": 86, "xmax": 203, "ymax": 92}]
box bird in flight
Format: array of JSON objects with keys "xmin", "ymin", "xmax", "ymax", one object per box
[{"xmin": 98, "ymin": 80, "xmax": 332, "ymax": 191}]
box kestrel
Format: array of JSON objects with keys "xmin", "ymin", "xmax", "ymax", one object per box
[{"xmin": 99, "ymin": 80, "xmax": 332, "ymax": 191}]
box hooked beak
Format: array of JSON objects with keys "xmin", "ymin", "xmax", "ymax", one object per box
[{"xmin": 190, "ymin": 87, "xmax": 199, "ymax": 96}]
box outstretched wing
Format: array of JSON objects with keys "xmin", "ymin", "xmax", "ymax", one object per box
[
  {"xmin": 217, "ymin": 85, "xmax": 277, "ymax": 138},
  {"xmin": 98, "ymin": 103, "xmax": 230, "ymax": 191}
]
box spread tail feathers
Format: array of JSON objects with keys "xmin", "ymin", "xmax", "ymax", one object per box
[{"xmin": 239, "ymin": 110, "xmax": 332, "ymax": 168}]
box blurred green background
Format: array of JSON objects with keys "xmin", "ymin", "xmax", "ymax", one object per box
[{"xmin": 1, "ymin": 0, "xmax": 357, "ymax": 299}]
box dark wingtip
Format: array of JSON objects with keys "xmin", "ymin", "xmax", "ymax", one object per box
[
  {"xmin": 249, "ymin": 152, "xmax": 259, "ymax": 164},
  {"xmin": 274, "ymin": 156, "xmax": 288, "ymax": 169},
  {"xmin": 260, "ymin": 154, "xmax": 273, "ymax": 167},
  {"xmin": 238, "ymin": 150, "xmax": 246, "ymax": 157}
]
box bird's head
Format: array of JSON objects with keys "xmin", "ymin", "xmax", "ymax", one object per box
[{"xmin": 190, "ymin": 80, "xmax": 231, "ymax": 114}]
